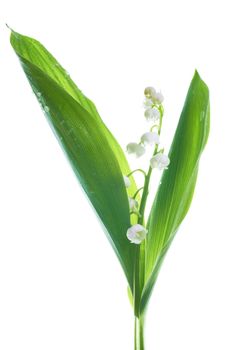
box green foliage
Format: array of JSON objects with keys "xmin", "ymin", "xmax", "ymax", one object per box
[{"xmin": 10, "ymin": 31, "xmax": 210, "ymax": 318}]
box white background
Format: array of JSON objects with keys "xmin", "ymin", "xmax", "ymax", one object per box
[{"xmin": 1, "ymin": 0, "xmax": 234, "ymax": 349}]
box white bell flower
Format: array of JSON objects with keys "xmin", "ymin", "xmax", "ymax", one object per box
[
  {"xmin": 126, "ymin": 143, "xmax": 145, "ymax": 158},
  {"xmin": 128, "ymin": 197, "xmax": 138, "ymax": 211},
  {"xmin": 126, "ymin": 224, "xmax": 148, "ymax": 244},
  {"xmin": 141, "ymin": 132, "xmax": 160, "ymax": 146},
  {"xmin": 123, "ymin": 175, "xmax": 131, "ymax": 188},
  {"xmin": 144, "ymin": 107, "xmax": 160, "ymax": 122},
  {"xmin": 150, "ymin": 153, "xmax": 170, "ymax": 170},
  {"xmin": 152, "ymin": 91, "xmax": 164, "ymax": 104},
  {"xmin": 143, "ymin": 98, "xmax": 154, "ymax": 109}
]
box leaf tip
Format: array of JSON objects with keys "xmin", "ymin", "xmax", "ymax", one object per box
[
  {"xmin": 5, "ymin": 23, "xmax": 13, "ymax": 31},
  {"xmin": 193, "ymin": 69, "xmax": 202, "ymax": 82},
  {"xmin": 193, "ymin": 69, "xmax": 209, "ymax": 98}
]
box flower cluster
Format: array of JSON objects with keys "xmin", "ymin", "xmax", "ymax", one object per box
[
  {"xmin": 126, "ymin": 87, "xmax": 169, "ymax": 170},
  {"xmin": 144, "ymin": 86, "xmax": 163, "ymax": 122},
  {"xmin": 124, "ymin": 86, "xmax": 170, "ymax": 244}
]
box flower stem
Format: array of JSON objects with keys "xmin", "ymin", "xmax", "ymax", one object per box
[
  {"xmin": 133, "ymin": 187, "xmax": 144, "ymax": 199},
  {"xmin": 134, "ymin": 316, "xmax": 145, "ymax": 350},
  {"xmin": 133, "ymin": 112, "xmax": 163, "ymax": 317},
  {"xmin": 150, "ymin": 124, "xmax": 159, "ymax": 132},
  {"xmin": 127, "ymin": 169, "xmax": 147, "ymax": 178},
  {"xmin": 138, "ymin": 111, "xmax": 163, "ymax": 220}
]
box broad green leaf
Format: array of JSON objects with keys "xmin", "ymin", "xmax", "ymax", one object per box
[
  {"xmin": 10, "ymin": 31, "xmax": 136, "ymax": 289},
  {"xmin": 140, "ymin": 71, "xmax": 210, "ymax": 313},
  {"xmin": 10, "ymin": 31, "xmax": 139, "ymax": 210}
]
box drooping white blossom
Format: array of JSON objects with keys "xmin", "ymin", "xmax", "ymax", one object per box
[
  {"xmin": 128, "ymin": 197, "xmax": 138, "ymax": 211},
  {"xmin": 150, "ymin": 153, "xmax": 170, "ymax": 170},
  {"xmin": 141, "ymin": 132, "xmax": 160, "ymax": 146},
  {"xmin": 152, "ymin": 91, "xmax": 164, "ymax": 104},
  {"xmin": 144, "ymin": 107, "xmax": 160, "ymax": 122},
  {"xmin": 123, "ymin": 175, "xmax": 131, "ymax": 188},
  {"xmin": 126, "ymin": 224, "xmax": 148, "ymax": 244},
  {"xmin": 126, "ymin": 143, "xmax": 145, "ymax": 158},
  {"xmin": 143, "ymin": 98, "xmax": 154, "ymax": 109}
]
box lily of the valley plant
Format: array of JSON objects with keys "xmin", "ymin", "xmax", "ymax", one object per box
[{"xmin": 10, "ymin": 29, "xmax": 210, "ymax": 350}]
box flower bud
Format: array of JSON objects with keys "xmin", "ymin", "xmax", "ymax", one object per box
[
  {"xmin": 126, "ymin": 143, "xmax": 145, "ymax": 158},
  {"xmin": 141, "ymin": 132, "xmax": 160, "ymax": 146},
  {"xmin": 144, "ymin": 107, "xmax": 160, "ymax": 122},
  {"xmin": 126, "ymin": 224, "xmax": 148, "ymax": 244},
  {"xmin": 150, "ymin": 153, "xmax": 170, "ymax": 170},
  {"xmin": 123, "ymin": 175, "xmax": 131, "ymax": 188},
  {"xmin": 143, "ymin": 98, "xmax": 154, "ymax": 109},
  {"xmin": 128, "ymin": 197, "xmax": 138, "ymax": 211},
  {"xmin": 152, "ymin": 91, "xmax": 164, "ymax": 104},
  {"xmin": 144, "ymin": 86, "xmax": 156, "ymax": 99}
]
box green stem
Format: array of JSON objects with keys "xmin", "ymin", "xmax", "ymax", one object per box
[
  {"xmin": 133, "ymin": 112, "xmax": 163, "ymax": 317},
  {"xmin": 134, "ymin": 316, "xmax": 145, "ymax": 350},
  {"xmin": 150, "ymin": 124, "xmax": 159, "ymax": 132},
  {"xmin": 133, "ymin": 187, "xmax": 144, "ymax": 199},
  {"xmin": 127, "ymin": 169, "xmax": 147, "ymax": 178}
]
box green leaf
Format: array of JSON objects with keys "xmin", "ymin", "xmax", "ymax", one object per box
[
  {"xmin": 10, "ymin": 30, "xmax": 136, "ymax": 289},
  {"xmin": 140, "ymin": 71, "xmax": 210, "ymax": 313},
  {"xmin": 10, "ymin": 30, "xmax": 139, "ymax": 216}
]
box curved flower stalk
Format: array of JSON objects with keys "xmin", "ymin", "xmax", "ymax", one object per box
[{"xmin": 10, "ymin": 29, "xmax": 210, "ymax": 350}]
